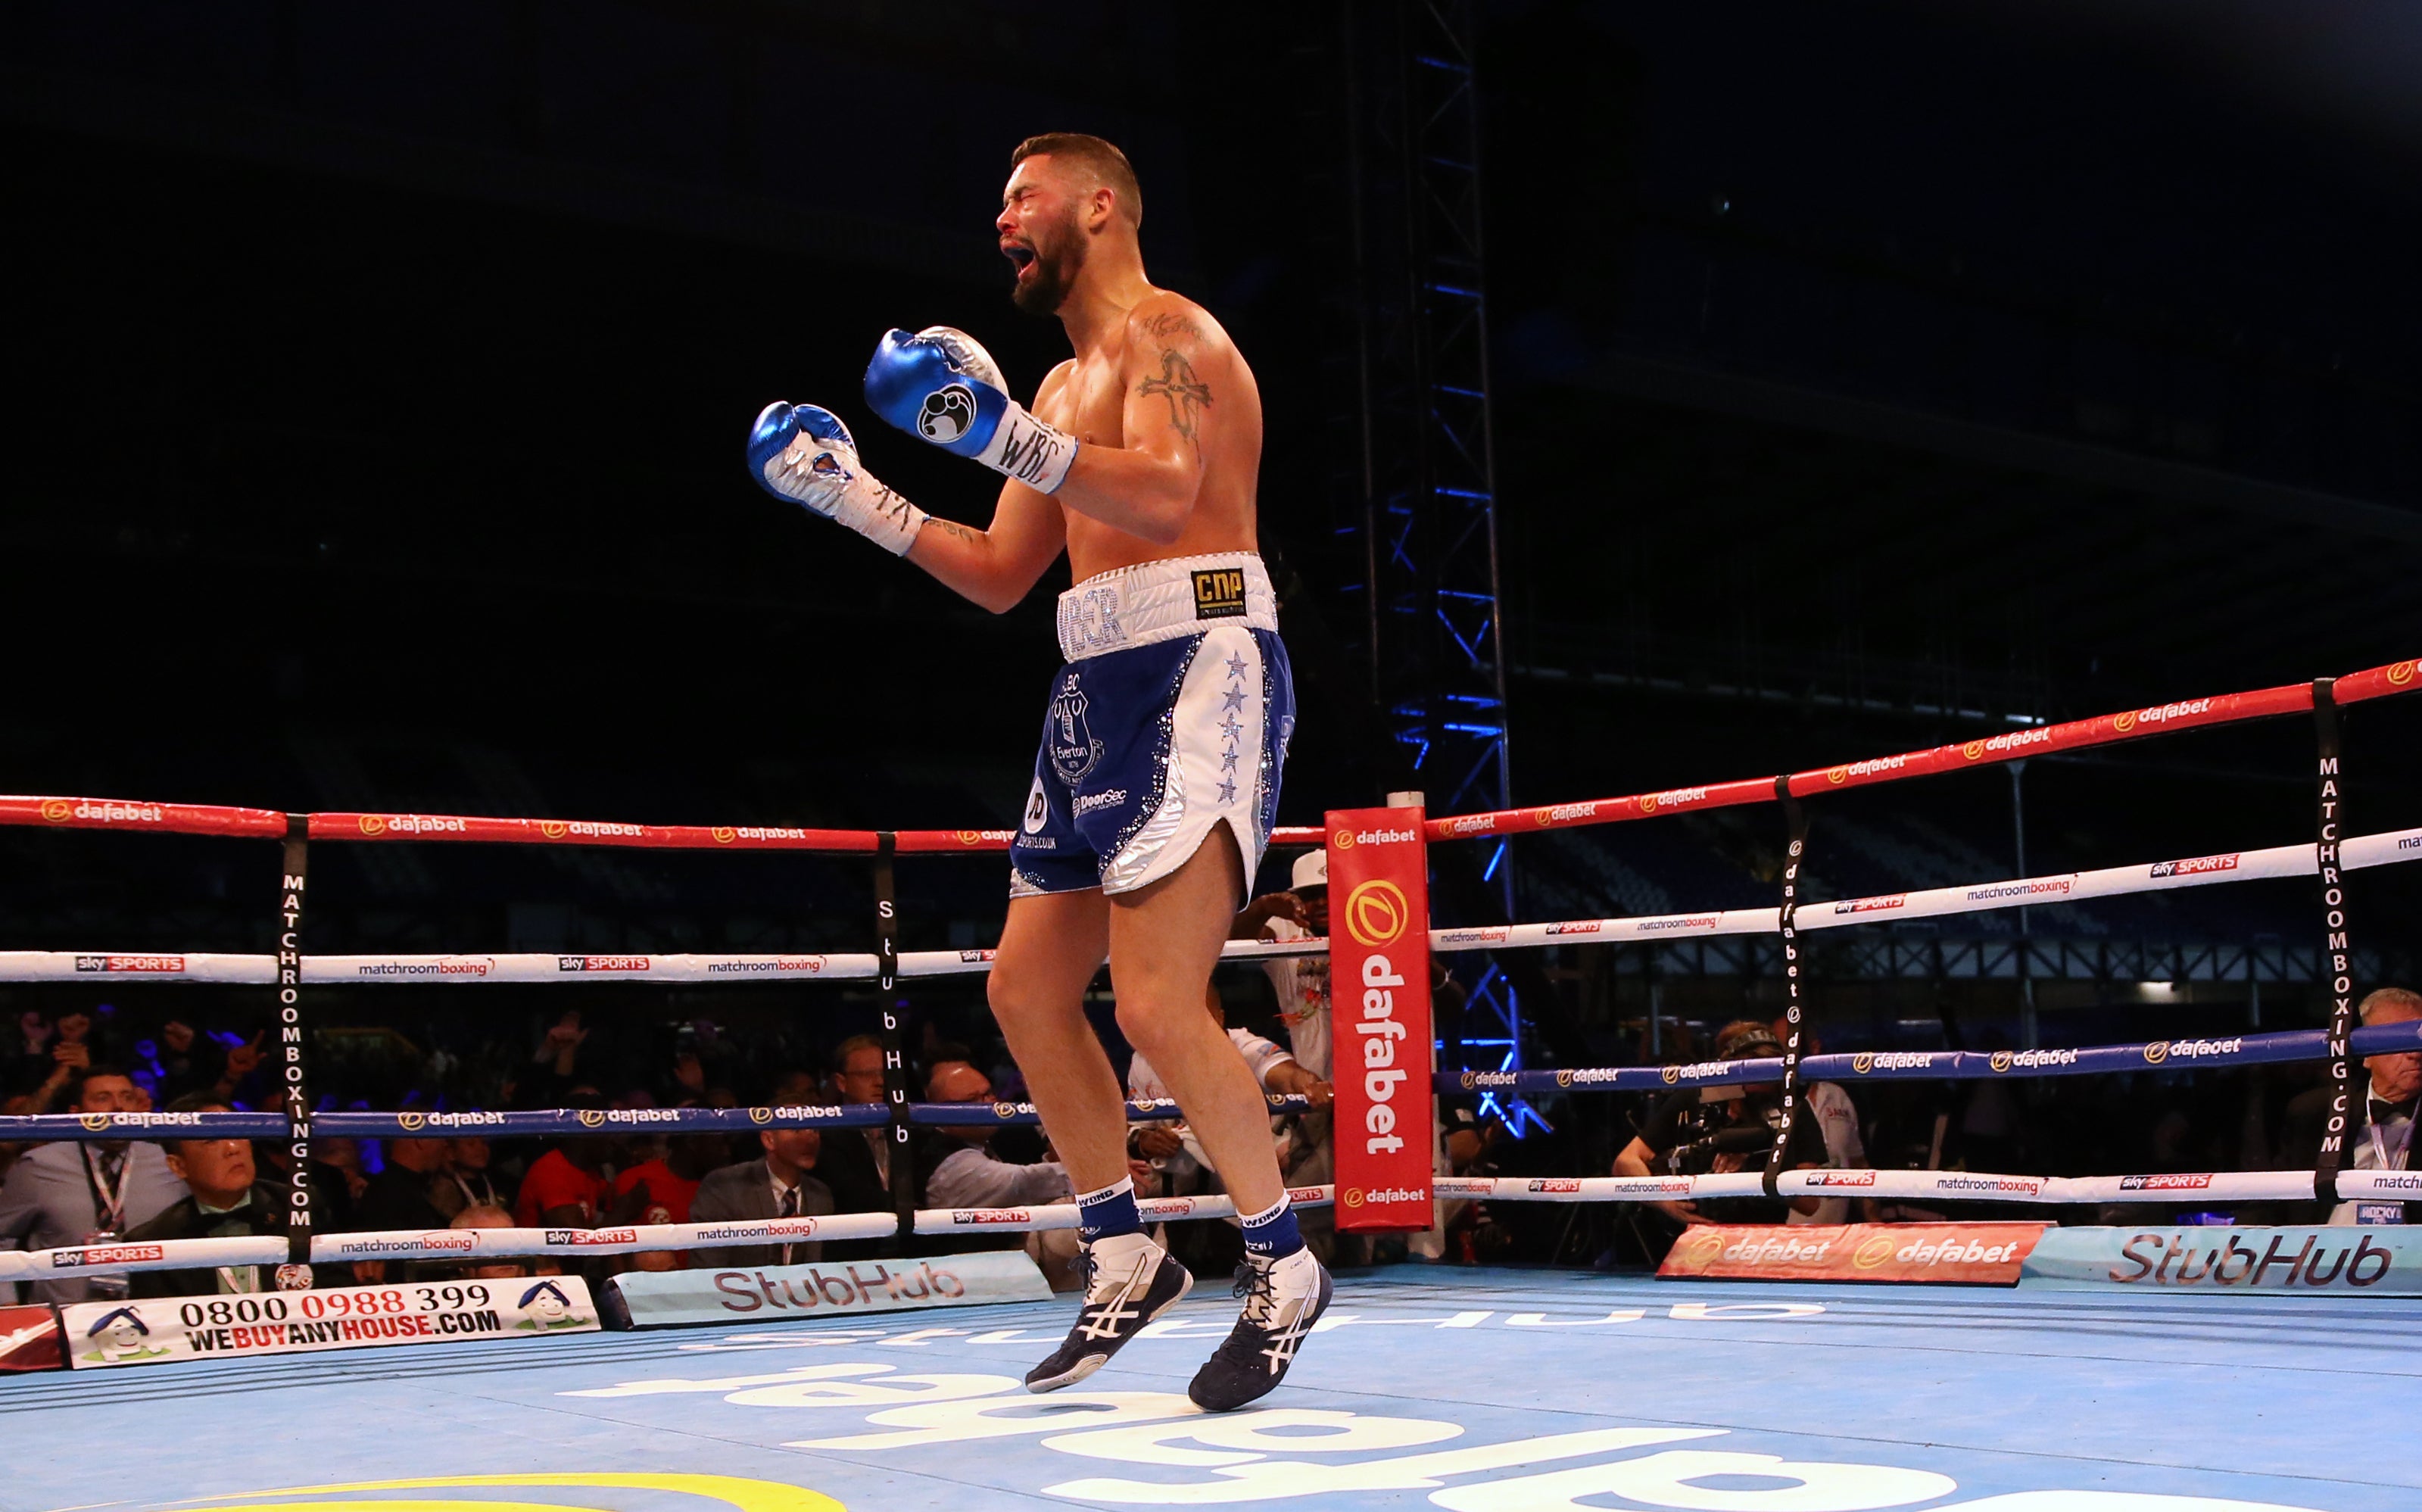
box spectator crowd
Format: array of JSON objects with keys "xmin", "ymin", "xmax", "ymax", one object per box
[
  {"xmin": 0, "ymin": 867, "xmax": 1364, "ymax": 1298},
  {"xmin": 5, "ymin": 854, "xmax": 2414, "ymax": 1295}
]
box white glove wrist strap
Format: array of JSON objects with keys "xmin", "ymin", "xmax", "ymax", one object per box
[
  {"xmin": 977, "ymin": 402, "xmax": 1079, "ymax": 494},
  {"xmin": 836, "ymin": 473, "xmax": 928, "ymax": 556}
]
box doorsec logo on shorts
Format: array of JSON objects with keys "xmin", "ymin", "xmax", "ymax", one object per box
[{"xmin": 1342, "ymin": 880, "xmax": 1409, "ymax": 948}]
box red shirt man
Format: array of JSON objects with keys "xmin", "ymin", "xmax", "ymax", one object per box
[{"xmin": 515, "ymin": 1146, "xmax": 608, "ymax": 1228}]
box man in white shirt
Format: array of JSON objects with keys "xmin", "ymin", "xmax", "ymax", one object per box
[{"xmin": 1236, "ymin": 851, "xmax": 1332, "ymax": 1083}]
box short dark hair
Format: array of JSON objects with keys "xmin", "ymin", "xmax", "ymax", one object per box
[
  {"xmin": 1010, "ymin": 132, "xmax": 1142, "ymax": 229},
  {"xmin": 163, "ymin": 1090, "xmax": 228, "ymax": 1117},
  {"xmin": 72, "ymin": 1062, "xmax": 132, "ymax": 1097}
]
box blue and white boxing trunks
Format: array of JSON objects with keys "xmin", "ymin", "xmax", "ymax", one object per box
[{"xmin": 1012, "ymin": 552, "xmax": 1295, "ymax": 900}]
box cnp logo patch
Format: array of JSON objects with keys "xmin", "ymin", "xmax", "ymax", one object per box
[
  {"xmin": 1962, "ymin": 740, "xmax": 1986, "ymax": 760},
  {"xmin": 749, "ymin": 1106, "xmax": 775, "ymax": 1125},
  {"xmin": 2143, "ymin": 1040, "xmax": 2169, "ymax": 1066},
  {"xmin": 40, "ymin": 799, "xmax": 72, "ymax": 823},
  {"xmin": 1342, "ymin": 880, "xmax": 1409, "ymax": 947},
  {"xmin": 541, "ymin": 821, "xmax": 569, "ymax": 840},
  {"xmin": 578, "ymin": 1109, "xmax": 607, "ymax": 1129},
  {"xmin": 1853, "ymin": 1233, "xmax": 1899, "ymax": 1270},
  {"xmin": 712, "ymin": 827, "xmax": 737, "ymax": 843},
  {"xmin": 357, "ymin": 815, "xmax": 388, "ymax": 836},
  {"xmin": 1662, "ymin": 1065, "xmax": 1682, "ymax": 1086},
  {"xmin": 2389, "ymin": 660, "xmax": 2416, "ymax": 687},
  {"xmin": 397, "ymin": 1111, "xmax": 427, "ymax": 1133},
  {"xmin": 1826, "ymin": 765, "xmax": 1850, "ymax": 785},
  {"xmin": 78, "ymin": 1112, "xmax": 114, "ymax": 1133},
  {"xmin": 1332, "ymin": 828, "xmax": 1356, "ymax": 850},
  {"xmin": 1342, "ymin": 1186, "xmax": 1365, "ymax": 1208},
  {"xmin": 1853, "ymin": 1053, "xmax": 1875, "ymax": 1075},
  {"xmin": 1990, "ymin": 1050, "xmax": 2014, "ymax": 1074},
  {"xmin": 993, "ymin": 1102, "xmax": 1018, "ymax": 1120},
  {"xmin": 1679, "ymin": 1229, "xmax": 1726, "ymax": 1267},
  {"xmin": 2114, "ymin": 711, "xmax": 2139, "ymax": 734}
]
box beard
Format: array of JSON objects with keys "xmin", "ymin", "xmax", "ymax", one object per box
[{"xmin": 1010, "ymin": 210, "xmax": 1086, "ymax": 316}]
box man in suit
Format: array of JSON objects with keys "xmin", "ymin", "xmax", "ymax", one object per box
[
  {"xmin": 0, "ymin": 1065, "xmax": 187, "ymax": 1305},
  {"xmin": 2271, "ymin": 987, "xmax": 2421, "ymax": 1224},
  {"xmin": 126, "ymin": 1094, "xmax": 287, "ymax": 1298},
  {"xmin": 807, "ymin": 1037, "xmax": 895, "ymax": 1260},
  {"xmin": 689, "ymin": 1125, "xmax": 836, "ymax": 1267}
]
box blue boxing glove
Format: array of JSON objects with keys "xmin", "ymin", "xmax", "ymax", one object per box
[
  {"xmin": 747, "ymin": 401, "xmax": 927, "ymax": 556},
  {"xmin": 864, "ymin": 326, "xmax": 1079, "ymax": 494}
]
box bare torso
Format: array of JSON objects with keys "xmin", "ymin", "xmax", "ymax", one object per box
[{"xmin": 1031, "ymin": 295, "xmax": 1262, "ymax": 581}]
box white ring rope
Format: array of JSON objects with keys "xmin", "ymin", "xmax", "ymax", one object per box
[
  {"xmin": 8, "ymin": 825, "xmax": 2413, "ymax": 984},
  {"xmin": 17, "ymin": 1170, "xmax": 2417, "ymax": 1278}
]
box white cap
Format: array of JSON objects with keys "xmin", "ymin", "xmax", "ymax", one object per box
[{"xmin": 1291, "ymin": 849, "xmax": 1328, "ymax": 890}]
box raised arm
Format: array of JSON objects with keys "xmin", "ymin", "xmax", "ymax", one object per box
[
  {"xmin": 856, "ymin": 304, "xmax": 1226, "ymax": 548},
  {"xmin": 902, "ymin": 365, "xmax": 1074, "ymax": 613},
  {"xmin": 747, "ymin": 385, "xmax": 1064, "ymax": 616},
  {"xmin": 1044, "ymin": 299, "xmax": 1217, "ymax": 544}
]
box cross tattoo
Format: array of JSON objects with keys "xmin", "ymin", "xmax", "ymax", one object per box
[{"xmin": 1138, "ymin": 350, "xmax": 1213, "ymax": 441}]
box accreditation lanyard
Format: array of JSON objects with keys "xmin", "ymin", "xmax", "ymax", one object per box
[
  {"xmin": 2356, "ymin": 1115, "xmax": 2415, "ymax": 1227},
  {"xmin": 81, "ymin": 1146, "xmax": 129, "ymax": 1235},
  {"xmin": 2371, "ymin": 1117, "xmax": 2414, "ymax": 1173}
]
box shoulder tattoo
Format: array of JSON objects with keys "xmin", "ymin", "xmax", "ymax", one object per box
[
  {"xmin": 1137, "ymin": 348, "xmax": 1214, "ymax": 442},
  {"xmin": 1140, "ymin": 310, "xmax": 1211, "ymax": 344}
]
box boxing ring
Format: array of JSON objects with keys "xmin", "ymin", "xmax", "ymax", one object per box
[
  {"xmin": 2, "ymin": 656, "xmax": 2419, "ymax": 1511},
  {"xmin": 3, "ymin": 1271, "xmax": 2419, "ymax": 1510}
]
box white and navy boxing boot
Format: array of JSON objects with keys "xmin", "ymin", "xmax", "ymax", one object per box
[
  {"xmin": 1025, "ymin": 1232, "xmax": 1193, "ymax": 1393},
  {"xmin": 1188, "ymin": 1246, "xmax": 1333, "ymax": 1411}
]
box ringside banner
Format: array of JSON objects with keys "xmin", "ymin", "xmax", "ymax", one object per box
[
  {"xmin": 1660, "ymin": 1224, "xmax": 2049, "ymax": 1285},
  {"xmin": 0, "ymin": 1305, "xmax": 63, "ymax": 1372},
  {"xmin": 60, "ymin": 1277, "xmax": 599, "ymax": 1368},
  {"xmin": 1327, "ymin": 806, "xmax": 1435, "ymax": 1232},
  {"xmin": 2021, "ymin": 1225, "xmax": 2422, "ymax": 1295},
  {"xmin": 608, "ymin": 1249, "xmax": 1048, "ymax": 1327}
]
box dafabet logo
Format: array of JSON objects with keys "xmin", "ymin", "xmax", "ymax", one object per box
[{"xmin": 1342, "ymin": 879, "xmax": 1409, "ymax": 948}]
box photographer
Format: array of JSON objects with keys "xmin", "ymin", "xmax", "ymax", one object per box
[{"xmin": 1614, "ymin": 1020, "xmax": 1828, "ymax": 1239}]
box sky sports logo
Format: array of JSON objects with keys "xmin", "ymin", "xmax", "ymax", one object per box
[
  {"xmin": 2119, "ymin": 1174, "xmax": 2215, "ymax": 1191},
  {"xmin": 557, "ymin": 956, "xmax": 650, "ymax": 972},
  {"xmin": 55, "ymin": 1244, "xmax": 163, "ymax": 1267},
  {"xmin": 75, "ymin": 955, "xmax": 185, "ymax": 973},
  {"xmin": 2149, "ymin": 853, "xmax": 2240, "ymax": 879},
  {"xmin": 1831, "ymin": 896, "xmax": 1906, "ymax": 915}
]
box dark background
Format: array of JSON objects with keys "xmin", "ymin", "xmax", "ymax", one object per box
[{"xmin": 5, "ymin": 2, "xmax": 2418, "ymax": 1112}]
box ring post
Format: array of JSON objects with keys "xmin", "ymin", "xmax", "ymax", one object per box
[
  {"xmin": 873, "ymin": 832, "xmax": 915, "ymax": 1253},
  {"xmin": 2309, "ymin": 679, "xmax": 2358, "ymax": 1207},
  {"xmin": 1327, "ymin": 806, "xmax": 1435, "ymax": 1232},
  {"xmin": 275, "ymin": 814, "xmax": 316, "ymax": 1288},
  {"xmin": 1763, "ymin": 776, "xmax": 1810, "ymax": 1200}
]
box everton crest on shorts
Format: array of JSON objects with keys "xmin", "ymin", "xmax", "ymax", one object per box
[{"xmin": 1013, "ymin": 553, "xmax": 1295, "ymax": 899}]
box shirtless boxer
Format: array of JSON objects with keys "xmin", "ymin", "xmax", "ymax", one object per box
[{"xmin": 747, "ymin": 132, "xmax": 1327, "ymax": 1411}]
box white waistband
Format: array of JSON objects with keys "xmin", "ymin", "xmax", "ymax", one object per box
[{"xmin": 1056, "ymin": 553, "xmax": 1276, "ymax": 661}]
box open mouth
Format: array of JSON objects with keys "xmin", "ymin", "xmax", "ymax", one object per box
[{"xmin": 1002, "ymin": 242, "xmax": 1036, "ymax": 273}]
